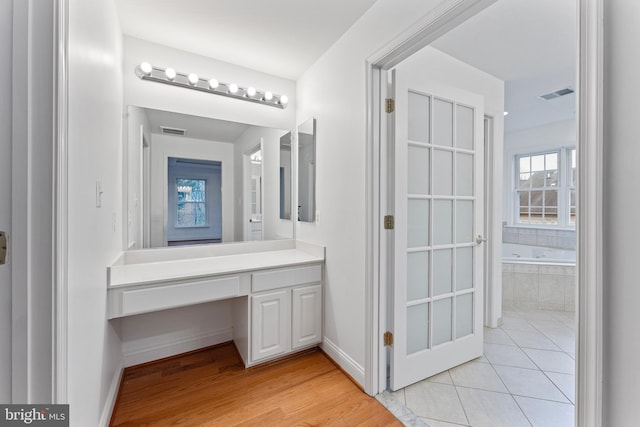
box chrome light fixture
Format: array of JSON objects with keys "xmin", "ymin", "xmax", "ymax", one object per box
[{"xmin": 135, "ymin": 63, "xmax": 288, "ymax": 109}]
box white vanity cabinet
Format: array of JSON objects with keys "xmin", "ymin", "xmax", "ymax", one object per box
[
  {"xmin": 248, "ymin": 264, "xmax": 322, "ymax": 365},
  {"xmin": 107, "ymin": 241, "xmax": 324, "ymax": 368}
]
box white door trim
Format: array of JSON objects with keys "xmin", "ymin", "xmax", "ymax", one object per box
[
  {"xmin": 576, "ymin": 0, "xmax": 604, "ymax": 425},
  {"xmin": 53, "ymin": 0, "xmax": 69, "ymax": 403},
  {"xmin": 364, "ymin": 2, "xmax": 604, "ymax": 427}
]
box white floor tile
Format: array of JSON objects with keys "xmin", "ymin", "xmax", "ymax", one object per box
[
  {"xmin": 483, "ymin": 343, "xmax": 538, "ymax": 369},
  {"xmin": 426, "ymin": 370, "xmax": 453, "ymax": 385},
  {"xmin": 420, "ymin": 418, "xmax": 469, "ymax": 427},
  {"xmin": 493, "ymin": 365, "xmax": 569, "ymax": 403},
  {"xmin": 503, "ymin": 329, "xmax": 561, "ymax": 351},
  {"xmin": 522, "ymin": 348, "xmax": 575, "ymax": 374},
  {"xmin": 484, "ymin": 327, "xmax": 517, "ymax": 346},
  {"xmin": 546, "ymin": 372, "xmax": 575, "ymax": 404},
  {"xmin": 500, "ymin": 316, "xmax": 537, "ymax": 332},
  {"xmin": 515, "ymin": 396, "xmax": 574, "ymax": 427},
  {"xmin": 449, "ymin": 360, "xmax": 509, "ymax": 393},
  {"xmin": 456, "ymin": 387, "xmax": 532, "ymax": 427},
  {"xmin": 404, "ymin": 381, "xmax": 469, "ymax": 425}
]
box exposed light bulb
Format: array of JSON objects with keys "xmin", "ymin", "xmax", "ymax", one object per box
[
  {"xmin": 263, "ymin": 91, "xmax": 273, "ymax": 101},
  {"xmin": 188, "ymin": 73, "xmax": 199, "ymax": 85},
  {"xmin": 140, "ymin": 62, "xmax": 152, "ymax": 75},
  {"xmin": 279, "ymin": 95, "xmax": 289, "ymax": 105},
  {"xmin": 165, "ymin": 68, "xmax": 176, "ymax": 80},
  {"xmin": 209, "ymin": 78, "xmax": 219, "ymax": 90},
  {"xmin": 228, "ymin": 83, "xmax": 238, "ymax": 94},
  {"xmin": 246, "ymin": 87, "xmax": 256, "ymax": 97},
  {"xmin": 504, "ymin": 111, "xmax": 509, "ymax": 116}
]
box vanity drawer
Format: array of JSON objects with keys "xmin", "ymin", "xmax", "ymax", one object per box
[
  {"xmin": 119, "ymin": 276, "xmax": 240, "ymax": 317},
  {"xmin": 251, "ymin": 264, "xmax": 321, "ymax": 293}
]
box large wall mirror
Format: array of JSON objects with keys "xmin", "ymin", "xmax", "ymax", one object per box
[
  {"xmin": 297, "ymin": 117, "xmax": 316, "ymax": 222},
  {"xmin": 125, "ymin": 106, "xmax": 294, "ymax": 249}
]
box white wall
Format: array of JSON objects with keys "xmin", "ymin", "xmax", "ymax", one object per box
[
  {"xmin": 149, "ymin": 134, "xmax": 234, "ymax": 246},
  {"xmin": 123, "ymin": 36, "xmax": 296, "ymax": 132},
  {"xmin": 125, "ymin": 106, "xmax": 151, "ymax": 249},
  {"xmin": 296, "ymin": 0, "xmax": 502, "ymax": 384},
  {"xmin": 0, "ymin": 0, "xmax": 11, "ymax": 403},
  {"xmin": 503, "ymin": 119, "xmax": 576, "ymax": 223},
  {"xmin": 67, "ymin": 0, "xmax": 124, "ymax": 424},
  {"xmin": 602, "ymin": 1, "xmax": 640, "ymax": 424},
  {"xmin": 120, "ymin": 300, "xmax": 233, "ymax": 367}
]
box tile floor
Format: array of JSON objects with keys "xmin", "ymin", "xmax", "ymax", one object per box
[{"xmin": 389, "ymin": 309, "xmax": 576, "ymax": 427}]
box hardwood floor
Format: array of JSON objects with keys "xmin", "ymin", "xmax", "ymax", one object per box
[{"xmin": 110, "ymin": 343, "xmax": 401, "ymax": 426}]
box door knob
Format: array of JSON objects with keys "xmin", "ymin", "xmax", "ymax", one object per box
[{"xmin": 475, "ymin": 235, "xmax": 487, "ymax": 245}]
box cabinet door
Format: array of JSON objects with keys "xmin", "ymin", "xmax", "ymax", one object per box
[
  {"xmin": 251, "ymin": 290, "xmax": 290, "ymax": 362},
  {"xmin": 292, "ymin": 284, "xmax": 322, "ymax": 350}
]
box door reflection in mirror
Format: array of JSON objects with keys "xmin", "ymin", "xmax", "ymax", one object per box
[{"xmin": 297, "ymin": 118, "xmax": 316, "ymax": 222}]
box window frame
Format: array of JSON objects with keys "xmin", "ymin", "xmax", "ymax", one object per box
[
  {"xmin": 174, "ymin": 177, "xmax": 209, "ymax": 229},
  {"xmin": 513, "ymin": 146, "xmax": 576, "ymax": 228}
]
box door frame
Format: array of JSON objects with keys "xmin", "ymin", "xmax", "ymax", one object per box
[{"xmin": 364, "ymin": 1, "xmax": 604, "ymax": 427}]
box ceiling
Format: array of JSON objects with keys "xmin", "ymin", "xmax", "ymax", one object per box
[
  {"xmin": 118, "ymin": 0, "xmax": 577, "ymax": 134},
  {"xmin": 431, "ymin": 0, "xmax": 577, "ymax": 133},
  {"xmin": 115, "ymin": 0, "xmax": 378, "ymax": 80},
  {"xmin": 144, "ymin": 108, "xmax": 251, "ymax": 142}
]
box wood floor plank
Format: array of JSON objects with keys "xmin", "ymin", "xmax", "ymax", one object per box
[{"xmin": 110, "ymin": 343, "xmax": 400, "ymax": 426}]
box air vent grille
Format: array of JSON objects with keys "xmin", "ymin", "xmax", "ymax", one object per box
[
  {"xmin": 539, "ymin": 88, "xmax": 574, "ymax": 101},
  {"xmin": 160, "ymin": 126, "xmax": 186, "ymax": 136}
]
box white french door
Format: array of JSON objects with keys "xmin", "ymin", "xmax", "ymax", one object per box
[{"xmin": 390, "ymin": 68, "xmax": 485, "ymax": 390}]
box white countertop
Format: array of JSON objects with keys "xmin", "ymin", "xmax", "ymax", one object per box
[{"xmin": 108, "ymin": 241, "xmax": 325, "ymax": 288}]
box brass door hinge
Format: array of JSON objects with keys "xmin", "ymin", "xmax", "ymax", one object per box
[
  {"xmin": 384, "ymin": 215, "xmax": 394, "ymax": 230},
  {"xmin": 385, "ymin": 98, "xmax": 395, "ymax": 113},
  {"xmin": 384, "ymin": 331, "xmax": 394, "ymax": 346},
  {"xmin": 0, "ymin": 231, "xmax": 6, "ymax": 265}
]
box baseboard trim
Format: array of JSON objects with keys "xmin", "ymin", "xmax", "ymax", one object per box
[
  {"xmin": 98, "ymin": 359, "xmax": 124, "ymax": 427},
  {"xmin": 123, "ymin": 328, "xmax": 233, "ymax": 367},
  {"xmin": 320, "ymin": 337, "xmax": 365, "ymax": 387}
]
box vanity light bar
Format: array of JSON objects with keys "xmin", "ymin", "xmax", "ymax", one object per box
[{"xmin": 135, "ymin": 62, "xmax": 288, "ymax": 109}]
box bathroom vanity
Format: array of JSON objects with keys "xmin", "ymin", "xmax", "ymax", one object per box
[{"xmin": 107, "ymin": 239, "xmax": 324, "ymax": 367}]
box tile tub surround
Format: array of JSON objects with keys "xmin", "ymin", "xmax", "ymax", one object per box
[
  {"xmin": 502, "ymin": 225, "xmax": 576, "ymax": 250},
  {"xmin": 383, "ymin": 309, "xmax": 576, "ymax": 427},
  {"xmin": 503, "ymin": 263, "xmax": 576, "ymax": 312}
]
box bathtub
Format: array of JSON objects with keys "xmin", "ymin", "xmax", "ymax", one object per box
[
  {"xmin": 502, "ymin": 243, "xmax": 576, "ymax": 266},
  {"xmin": 502, "ymin": 243, "xmax": 576, "ymax": 311}
]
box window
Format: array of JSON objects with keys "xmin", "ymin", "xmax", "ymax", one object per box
[
  {"xmin": 176, "ymin": 178, "xmax": 207, "ymax": 227},
  {"xmin": 515, "ymin": 148, "xmax": 575, "ymax": 227}
]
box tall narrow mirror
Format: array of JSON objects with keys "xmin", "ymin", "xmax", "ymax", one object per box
[
  {"xmin": 297, "ymin": 118, "xmax": 316, "ymax": 222},
  {"xmin": 279, "ymin": 132, "xmax": 292, "ymax": 220}
]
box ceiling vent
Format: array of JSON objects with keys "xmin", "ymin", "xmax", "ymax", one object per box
[
  {"xmin": 538, "ymin": 88, "xmax": 574, "ymax": 101},
  {"xmin": 160, "ymin": 126, "xmax": 186, "ymax": 136}
]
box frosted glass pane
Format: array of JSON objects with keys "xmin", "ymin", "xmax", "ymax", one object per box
[
  {"xmin": 408, "ymin": 199, "xmax": 429, "ymax": 248},
  {"xmin": 433, "ymin": 150, "xmax": 453, "ymax": 195},
  {"xmin": 408, "ymin": 145, "xmax": 430, "ymax": 195},
  {"xmin": 434, "ymin": 99, "xmax": 453, "ymax": 147},
  {"xmin": 456, "ymin": 293, "xmax": 473, "ymax": 338},
  {"xmin": 408, "ymin": 92, "xmax": 430, "ymax": 143},
  {"xmin": 433, "ymin": 298, "xmax": 452, "ymax": 346},
  {"xmin": 408, "ymin": 251, "xmax": 429, "ymax": 301},
  {"xmin": 433, "ymin": 249, "xmax": 452, "ymax": 296},
  {"xmin": 456, "ymin": 105, "xmax": 474, "ymax": 150},
  {"xmin": 456, "ymin": 153, "xmax": 473, "ymax": 197},
  {"xmin": 456, "ymin": 247, "xmax": 473, "ymax": 291},
  {"xmin": 433, "ymin": 200, "xmax": 453, "ymax": 245},
  {"xmin": 407, "ymin": 303, "xmax": 429, "ymax": 354},
  {"xmin": 456, "ymin": 200, "xmax": 473, "ymax": 244}
]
